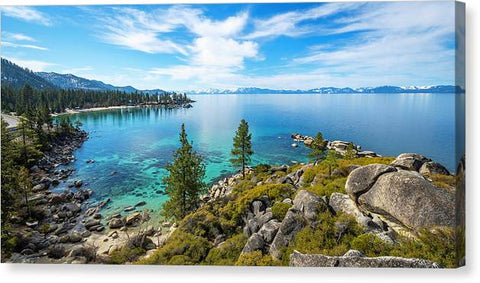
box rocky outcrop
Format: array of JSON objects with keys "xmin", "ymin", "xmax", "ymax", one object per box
[
  {"xmin": 345, "ymin": 164, "xmax": 397, "ymax": 202},
  {"xmin": 345, "ymin": 154, "xmax": 455, "ymax": 232},
  {"xmin": 358, "ymin": 170, "xmax": 455, "ymax": 230},
  {"xmin": 419, "ymin": 161, "xmax": 450, "ymax": 175},
  {"xmin": 290, "ymin": 250, "xmax": 440, "ymax": 268},
  {"xmin": 390, "ymin": 153, "xmax": 431, "ymax": 171},
  {"xmin": 270, "ymin": 190, "xmax": 327, "ymax": 259}
]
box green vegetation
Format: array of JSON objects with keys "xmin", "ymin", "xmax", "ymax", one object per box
[
  {"xmin": 322, "ymin": 150, "xmax": 339, "ymax": 177},
  {"xmin": 230, "ymin": 119, "xmax": 254, "ymax": 178},
  {"xmin": 271, "ymin": 202, "xmax": 292, "ymax": 220},
  {"xmin": 350, "ymin": 228, "xmax": 458, "ymax": 268},
  {"xmin": 235, "ymin": 251, "xmax": 281, "ymax": 266},
  {"xmin": 308, "ymin": 132, "xmax": 328, "ymax": 161},
  {"xmin": 162, "ymin": 124, "xmax": 207, "ymax": 221},
  {"xmin": 137, "ymin": 230, "xmax": 212, "ymax": 265},
  {"xmin": 221, "ymin": 184, "xmax": 295, "ymax": 225},
  {"xmin": 1, "ymin": 105, "xmax": 80, "ymax": 259},
  {"xmin": 2, "ymin": 83, "xmax": 192, "ymax": 115},
  {"xmin": 204, "ymin": 234, "xmax": 247, "ymax": 265},
  {"xmin": 344, "ymin": 142, "xmax": 356, "ymax": 160},
  {"xmin": 281, "ymin": 211, "xmax": 363, "ymax": 265},
  {"xmin": 108, "ymin": 247, "xmax": 146, "ymax": 264},
  {"xmin": 138, "ymin": 152, "xmax": 458, "ymax": 267}
]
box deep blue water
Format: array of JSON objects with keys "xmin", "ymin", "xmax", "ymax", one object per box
[{"xmin": 56, "ymin": 93, "xmax": 461, "ymax": 217}]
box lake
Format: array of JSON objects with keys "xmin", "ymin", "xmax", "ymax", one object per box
[{"xmin": 55, "ymin": 93, "xmax": 462, "ymax": 218}]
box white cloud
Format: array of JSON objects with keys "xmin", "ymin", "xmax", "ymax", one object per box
[
  {"xmin": 98, "ymin": 7, "xmax": 189, "ymax": 55},
  {"xmin": 1, "ymin": 6, "xmax": 52, "ymax": 26},
  {"xmin": 3, "ymin": 32, "xmax": 36, "ymax": 42},
  {"xmin": 244, "ymin": 2, "xmax": 360, "ymax": 39},
  {"xmin": 290, "ymin": 1, "xmax": 456, "ymax": 87},
  {"xmin": 6, "ymin": 57, "xmax": 55, "ymax": 71},
  {"xmin": 2, "ymin": 41, "xmax": 48, "ymax": 50}
]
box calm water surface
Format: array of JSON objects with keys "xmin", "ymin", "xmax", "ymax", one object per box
[{"xmin": 55, "ymin": 93, "xmax": 461, "ymax": 217}]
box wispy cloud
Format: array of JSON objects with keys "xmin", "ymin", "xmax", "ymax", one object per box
[
  {"xmin": 291, "ymin": 2, "xmax": 455, "ymax": 87},
  {"xmin": 3, "ymin": 32, "xmax": 36, "ymax": 42},
  {"xmin": 2, "ymin": 41, "xmax": 48, "ymax": 50},
  {"xmin": 1, "ymin": 6, "xmax": 52, "ymax": 26},
  {"xmin": 97, "ymin": 7, "xmax": 188, "ymax": 55},
  {"xmin": 6, "ymin": 57, "xmax": 55, "ymax": 71},
  {"xmin": 244, "ymin": 2, "xmax": 361, "ymax": 39}
]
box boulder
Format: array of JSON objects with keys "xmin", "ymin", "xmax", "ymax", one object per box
[
  {"xmin": 135, "ymin": 200, "xmax": 146, "ymax": 207},
  {"xmin": 269, "ymin": 209, "xmax": 307, "ymax": 259},
  {"xmin": 345, "ymin": 164, "xmax": 397, "ymax": 202},
  {"xmin": 84, "ymin": 219, "xmax": 101, "ymax": 230},
  {"xmin": 251, "ymin": 200, "xmax": 265, "ymax": 216},
  {"xmin": 32, "ymin": 183, "xmax": 47, "ymax": 192},
  {"xmin": 109, "ymin": 218, "xmax": 125, "ymax": 229},
  {"xmin": 292, "ymin": 190, "xmax": 326, "ymax": 222},
  {"xmin": 357, "ymin": 170, "xmax": 455, "ymax": 230},
  {"xmin": 69, "ymin": 232, "xmax": 83, "ymax": 243},
  {"xmin": 391, "ymin": 153, "xmax": 431, "ymax": 171},
  {"xmin": 419, "ymin": 161, "xmax": 450, "ymax": 176},
  {"xmin": 242, "ymin": 233, "xmax": 265, "ymax": 254},
  {"xmin": 290, "ymin": 250, "xmax": 440, "ymax": 268},
  {"xmin": 258, "ymin": 219, "xmax": 281, "ymax": 243},
  {"xmin": 125, "ymin": 212, "xmax": 142, "ymax": 226}
]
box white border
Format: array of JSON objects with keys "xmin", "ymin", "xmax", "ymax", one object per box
[{"xmin": 1, "ymin": 1, "xmax": 478, "ymax": 283}]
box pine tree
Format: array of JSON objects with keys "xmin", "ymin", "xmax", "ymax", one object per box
[
  {"xmin": 323, "ymin": 150, "xmax": 339, "ymax": 177},
  {"xmin": 230, "ymin": 119, "xmax": 254, "ymax": 178},
  {"xmin": 162, "ymin": 124, "xmax": 206, "ymax": 220},
  {"xmin": 308, "ymin": 132, "xmax": 328, "ymax": 161},
  {"xmin": 17, "ymin": 167, "xmax": 33, "ymax": 219},
  {"xmin": 1, "ymin": 119, "xmax": 17, "ymax": 223},
  {"xmin": 14, "ymin": 115, "xmax": 42, "ymax": 168},
  {"xmin": 344, "ymin": 142, "xmax": 356, "ymax": 160}
]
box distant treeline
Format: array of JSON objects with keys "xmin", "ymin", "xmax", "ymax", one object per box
[{"xmin": 1, "ymin": 84, "xmax": 191, "ymax": 115}]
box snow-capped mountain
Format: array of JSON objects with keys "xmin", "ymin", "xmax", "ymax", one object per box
[{"xmin": 185, "ymin": 85, "xmax": 464, "ymax": 94}]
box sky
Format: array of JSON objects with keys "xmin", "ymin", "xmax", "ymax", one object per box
[{"xmin": 0, "ymin": 2, "xmax": 461, "ymax": 91}]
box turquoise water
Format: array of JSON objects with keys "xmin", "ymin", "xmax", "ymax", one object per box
[{"xmin": 55, "ymin": 93, "xmax": 460, "ymax": 218}]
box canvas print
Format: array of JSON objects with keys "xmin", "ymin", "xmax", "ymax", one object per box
[{"xmin": 0, "ymin": 1, "xmax": 465, "ymax": 267}]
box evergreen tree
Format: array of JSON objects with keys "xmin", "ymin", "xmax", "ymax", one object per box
[
  {"xmin": 16, "ymin": 167, "xmax": 33, "ymax": 219},
  {"xmin": 1, "ymin": 119, "xmax": 17, "ymax": 223},
  {"xmin": 344, "ymin": 142, "xmax": 357, "ymax": 160},
  {"xmin": 162, "ymin": 124, "xmax": 206, "ymax": 220},
  {"xmin": 14, "ymin": 115, "xmax": 42, "ymax": 168},
  {"xmin": 230, "ymin": 119, "xmax": 254, "ymax": 178},
  {"xmin": 322, "ymin": 150, "xmax": 339, "ymax": 177},
  {"xmin": 308, "ymin": 132, "xmax": 328, "ymax": 161}
]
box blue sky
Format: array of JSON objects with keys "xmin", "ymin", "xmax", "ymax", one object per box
[{"xmin": 1, "ymin": 2, "xmax": 461, "ymax": 90}]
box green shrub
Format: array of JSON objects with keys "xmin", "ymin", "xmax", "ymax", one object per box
[
  {"xmin": 137, "ymin": 230, "xmax": 212, "ymax": 265},
  {"xmin": 351, "ymin": 228, "xmax": 458, "ymax": 268},
  {"xmin": 108, "ymin": 247, "xmax": 145, "ymax": 264},
  {"xmin": 203, "ymin": 233, "xmax": 247, "ymax": 265},
  {"xmin": 221, "ymin": 183, "xmax": 295, "ymax": 224},
  {"xmin": 235, "ymin": 251, "xmax": 282, "ymax": 266},
  {"xmin": 180, "ymin": 209, "xmax": 222, "ymax": 240},
  {"xmin": 271, "ymin": 202, "xmax": 292, "ymax": 220},
  {"xmin": 282, "ymin": 211, "xmax": 363, "ymax": 265},
  {"xmin": 306, "ymin": 177, "xmax": 347, "ymax": 197},
  {"xmin": 301, "ymin": 167, "xmax": 317, "ymax": 185},
  {"xmin": 254, "ymin": 164, "xmax": 271, "ymax": 174}
]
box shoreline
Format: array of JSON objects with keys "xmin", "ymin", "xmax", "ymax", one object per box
[{"xmin": 51, "ymin": 101, "xmax": 194, "ymax": 117}]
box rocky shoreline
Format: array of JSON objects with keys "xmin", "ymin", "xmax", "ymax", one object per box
[
  {"xmin": 5, "ymin": 128, "xmax": 463, "ymax": 266},
  {"xmin": 290, "ymin": 133, "xmax": 379, "ymax": 158},
  {"xmin": 7, "ymin": 129, "xmax": 170, "ymax": 263}
]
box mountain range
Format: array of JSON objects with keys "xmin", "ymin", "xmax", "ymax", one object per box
[{"xmin": 1, "ymin": 58, "xmax": 464, "ymax": 94}]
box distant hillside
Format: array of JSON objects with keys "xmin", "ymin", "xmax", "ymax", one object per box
[
  {"xmin": 1, "ymin": 58, "xmax": 56, "ymax": 90},
  {"xmin": 186, "ymin": 85, "xmax": 464, "ymax": 94},
  {"xmin": 36, "ymin": 72, "xmax": 137, "ymax": 93}
]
